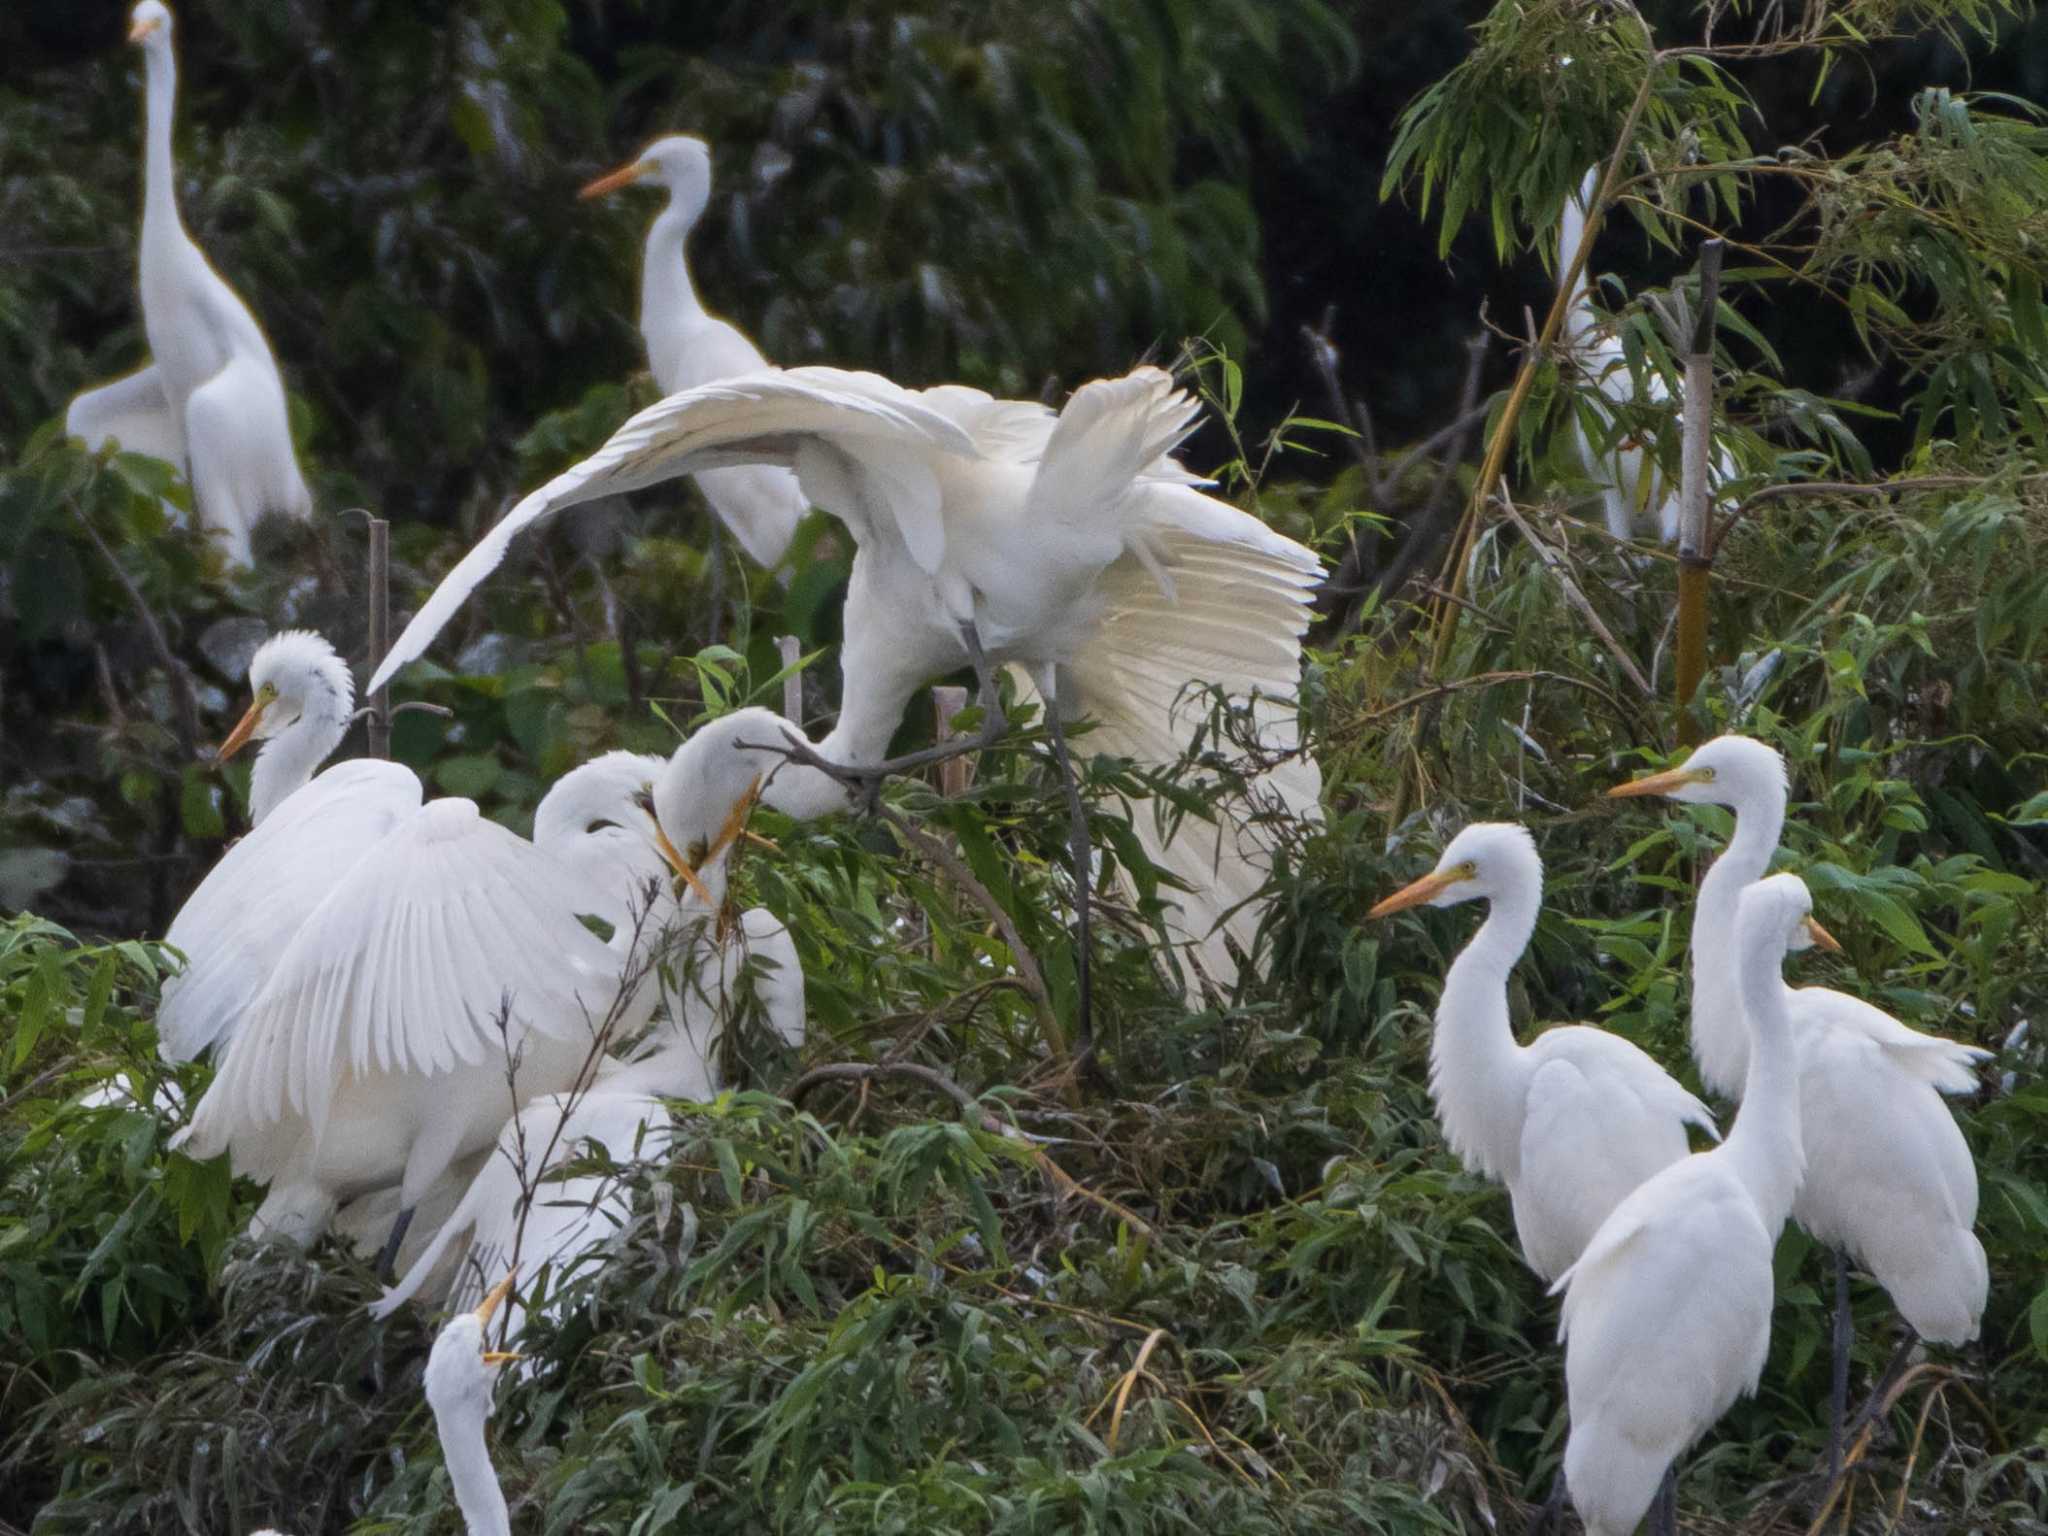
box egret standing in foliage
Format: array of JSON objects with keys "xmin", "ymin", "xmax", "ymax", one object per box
[
  {"xmin": 1552, "ymin": 874, "xmax": 1830, "ymax": 1536},
  {"xmin": 66, "ymin": 1, "xmax": 312, "ymax": 566},
  {"xmin": 1610, "ymin": 735, "xmax": 1988, "ymax": 1479},
  {"xmin": 580, "ymin": 135, "xmax": 808, "ymax": 570},
  {"xmin": 1368, "ymin": 822, "xmax": 1717, "ymax": 1281},
  {"xmin": 422, "ymin": 1271, "xmax": 522, "ymax": 1536},
  {"xmin": 370, "ymin": 365, "xmax": 1323, "ymax": 1000}
]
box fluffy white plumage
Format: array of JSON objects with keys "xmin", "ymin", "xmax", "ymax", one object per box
[
  {"xmin": 67, "ymin": 2, "xmax": 312, "ymax": 566},
  {"xmin": 1558, "ymin": 168, "xmax": 1731, "ymax": 544},
  {"xmin": 1369, "ymin": 822, "xmax": 1717, "ymax": 1281},
  {"xmin": 371, "ymin": 365, "xmax": 1323, "ymax": 990},
  {"xmin": 580, "ymin": 134, "xmax": 807, "ymax": 569},
  {"xmin": 1552, "ymin": 874, "xmax": 1819, "ymax": 1536},
  {"xmin": 1611, "ymin": 734, "xmax": 1989, "ymax": 1344}
]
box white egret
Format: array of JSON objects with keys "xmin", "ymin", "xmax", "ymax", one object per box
[
  {"xmin": 421, "ymin": 1272, "xmax": 522, "ymax": 1536},
  {"xmin": 1551, "ymin": 873, "xmax": 1828, "ymax": 1536},
  {"xmin": 1610, "ymin": 735, "xmax": 1988, "ymax": 1478},
  {"xmin": 369, "ymin": 365, "xmax": 1323, "ymax": 999},
  {"xmin": 1558, "ymin": 168, "xmax": 1729, "ymax": 544},
  {"xmin": 67, "ymin": 2, "xmax": 312, "ymax": 567},
  {"xmin": 1367, "ymin": 822, "xmax": 1717, "ymax": 1282},
  {"xmin": 175, "ymin": 711, "xmax": 774, "ymax": 1273},
  {"xmin": 578, "ymin": 135, "xmax": 807, "ymax": 570}
]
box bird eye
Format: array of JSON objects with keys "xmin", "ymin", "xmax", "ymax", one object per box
[
  {"xmin": 1697, "ymin": 767, "xmax": 1717, "ymax": 781},
  {"xmin": 632, "ymin": 788, "xmax": 656, "ymax": 815},
  {"xmin": 584, "ymin": 818, "xmax": 620, "ymax": 835}
]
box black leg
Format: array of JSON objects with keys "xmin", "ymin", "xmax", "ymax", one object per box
[
  {"xmin": 1843, "ymin": 1327, "xmax": 1920, "ymax": 1446},
  {"xmin": 1825, "ymin": 1249, "xmax": 1853, "ymax": 1489},
  {"xmin": 375, "ymin": 1204, "xmax": 416, "ymax": 1285},
  {"xmin": 1041, "ymin": 695, "xmax": 1093, "ymax": 1059},
  {"xmin": 1525, "ymin": 1468, "xmax": 1567, "ymax": 1536},
  {"xmin": 1652, "ymin": 1462, "xmax": 1677, "ymax": 1536}
]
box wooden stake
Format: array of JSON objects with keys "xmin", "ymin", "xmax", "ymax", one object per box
[
  {"xmin": 932, "ymin": 685, "xmax": 972, "ymax": 797},
  {"xmin": 1673, "ymin": 238, "xmax": 1724, "ymax": 747},
  {"xmin": 367, "ymin": 516, "xmax": 391, "ymax": 759},
  {"xmin": 777, "ymin": 634, "xmax": 802, "ymax": 726}
]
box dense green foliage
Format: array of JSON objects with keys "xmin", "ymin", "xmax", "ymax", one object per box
[{"xmin": 4, "ymin": 1, "xmax": 2048, "ymax": 1533}]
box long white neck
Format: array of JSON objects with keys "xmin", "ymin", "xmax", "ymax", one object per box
[
  {"xmin": 1559, "ymin": 170, "xmax": 1595, "ymax": 341},
  {"xmin": 141, "ymin": 42, "xmax": 186, "ymax": 243},
  {"xmin": 248, "ymin": 699, "xmax": 352, "ymax": 827},
  {"xmin": 1427, "ymin": 876, "xmax": 1539, "ymax": 1184},
  {"xmin": 431, "ymin": 1395, "xmax": 512, "ymax": 1536},
  {"xmin": 640, "ymin": 196, "xmax": 706, "ymax": 340},
  {"xmin": 1721, "ymin": 930, "xmax": 1805, "ymax": 1233},
  {"xmin": 1688, "ymin": 791, "xmax": 1785, "ymax": 1096}
]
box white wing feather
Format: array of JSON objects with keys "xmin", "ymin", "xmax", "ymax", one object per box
[
  {"xmin": 158, "ymin": 760, "xmax": 421, "ymax": 1063},
  {"xmin": 65, "ymin": 363, "xmax": 186, "ymax": 466},
  {"xmin": 371, "ymin": 368, "xmax": 976, "ymax": 694}
]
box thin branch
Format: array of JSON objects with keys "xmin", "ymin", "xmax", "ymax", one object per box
[{"xmin": 1493, "ymin": 493, "xmax": 1655, "ymax": 698}]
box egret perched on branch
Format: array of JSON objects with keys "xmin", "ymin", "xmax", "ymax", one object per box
[
  {"xmin": 1557, "ymin": 168, "xmax": 1729, "ymax": 544},
  {"xmin": 66, "ymin": 1, "xmax": 312, "ymax": 567},
  {"xmin": 1550, "ymin": 874, "xmax": 1829, "ymax": 1536},
  {"xmin": 370, "ymin": 365, "xmax": 1323, "ymax": 998},
  {"xmin": 1610, "ymin": 736, "xmax": 1988, "ymax": 1479},
  {"xmin": 1368, "ymin": 822, "xmax": 1717, "ymax": 1281},
  {"xmin": 579, "ymin": 135, "xmax": 807, "ymax": 570},
  {"xmin": 155, "ymin": 632, "xmax": 666, "ymax": 1067}
]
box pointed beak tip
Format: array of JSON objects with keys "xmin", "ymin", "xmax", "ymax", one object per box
[
  {"xmin": 1805, "ymin": 917, "xmax": 1843, "ymax": 953},
  {"xmin": 475, "ymin": 1268, "xmax": 518, "ymax": 1325},
  {"xmin": 577, "ymin": 162, "xmax": 646, "ymax": 201}
]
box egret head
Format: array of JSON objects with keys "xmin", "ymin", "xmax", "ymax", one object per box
[
  {"xmin": 578, "ymin": 135, "xmax": 712, "ymax": 219},
  {"xmin": 649, "ymin": 707, "xmax": 793, "ymax": 909},
  {"xmin": 1607, "ymin": 734, "xmax": 1787, "ymax": 810},
  {"xmin": 532, "ymin": 750, "xmax": 668, "ymax": 852},
  {"xmin": 1367, "ymin": 822, "xmax": 1540, "ymax": 917},
  {"xmin": 218, "ymin": 631, "xmax": 353, "ymax": 761},
  {"xmin": 127, "ymin": 1, "xmax": 172, "ymax": 47},
  {"xmin": 1735, "ymin": 871, "xmax": 1839, "ymax": 963},
  {"xmin": 423, "ymin": 1271, "xmax": 521, "ymax": 1428}
]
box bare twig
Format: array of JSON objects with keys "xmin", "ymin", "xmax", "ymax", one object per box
[
  {"xmin": 1673, "ymin": 239, "xmax": 1724, "ymax": 747},
  {"xmin": 366, "ymin": 516, "xmax": 392, "ymax": 759},
  {"xmin": 70, "ymin": 509, "xmax": 200, "ymax": 759},
  {"xmin": 1494, "ymin": 493, "xmax": 1655, "ymax": 698}
]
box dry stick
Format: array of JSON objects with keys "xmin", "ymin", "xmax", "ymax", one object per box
[
  {"xmin": 777, "ymin": 634, "xmax": 802, "ymax": 726},
  {"xmin": 874, "ymin": 805, "xmax": 1069, "ymax": 1070},
  {"xmin": 71, "ymin": 509, "xmax": 199, "ymax": 758},
  {"xmin": 366, "ymin": 516, "xmax": 392, "ymax": 759},
  {"xmin": 785, "ymin": 1061, "xmax": 1151, "ymax": 1237},
  {"xmin": 932, "ymin": 685, "xmax": 973, "ymax": 798},
  {"xmin": 1425, "ymin": 58, "xmax": 1661, "ymax": 677},
  {"xmin": 1374, "ymin": 332, "xmax": 1494, "ymax": 610},
  {"xmin": 1493, "ymin": 493, "xmax": 1655, "ymax": 698},
  {"xmin": 1673, "ymin": 239, "xmax": 1725, "ymax": 748},
  {"xmin": 1106, "ymin": 1327, "xmax": 1171, "ymax": 1452}
]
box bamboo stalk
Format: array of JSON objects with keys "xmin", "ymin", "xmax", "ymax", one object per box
[
  {"xmin": 932, "ymin": 685, "xmax": 972, "ymax": 797},
  {"xmin": 1673, "ymin": 238, "xmax": 1724, "ymax": 747},
  {"xmin": 366, "ymin": 516, "xmax": 391, "ymax": 759},
  {"xmin": 777, "ymin": 634, "xmax": 802, "ymax": 726}
]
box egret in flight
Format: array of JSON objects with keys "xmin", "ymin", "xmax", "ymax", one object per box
[
  {"xmin": 1368, "ymin": 822, "xmax": 1717, "ymax": 1282},
  {"xmin": 579, "ymin": 135, "xmax": 807, "ymax": 570},
  {"xmin": 66, "ymin": 2, "xmax": 312, "ymax": 566},
  {"xmin": 1610, "ymin": 736, "xmax": 1988, "ymax": 1481},
  {"xmin": 370, "ymin": 365, "xmax": 1324, "ymax": 1002},
  {"xmin": 1551, "ymin": 874, "xmax": 1828, "ymax": 1536}
]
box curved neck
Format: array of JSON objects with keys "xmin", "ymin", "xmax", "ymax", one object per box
[
  {"xmin": 248, "ymin": 701, "xmax": 351, "ymax": 827},
  {"xmin": 1427, "ymin": 877, "xmax": 1539, "ymax": 1181},
  {"xmin": 431, "ymin": 1396, "xmax": 511, "ymax": 1536},
  {"xmin": 1723, "ymin": 935, "xmax": 1804, "ymax": 1232},
  {"xmin": 641, "ymin": 198, "xmax": 705, "ymax": 336},
  {"xmin": 1688, "ymin": 792, "xmax": 1786, "ymax": 1096},
  {"xmin": 142, "ymin": 43, "xmax": 185, "ymax": 238},
  {"xmin": 1559, "ymin": 175, "xmax": 1594, "ymax": 339}
]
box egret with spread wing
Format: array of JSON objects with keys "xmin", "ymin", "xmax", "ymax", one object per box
[
  {"xmin": 370, "ymin": 365, "xmax": 1323, "ymax": 998},
  {"xmin": 1611, "ymin": 736, "xmax": 1988, "ymax": 1481},
  {"xmin": 579, "ymin": 135, "xmax": 807, "ymax": 570},
  {"xmin": 1368, "ymin": 822, "xmax": 1717, "ymax": 1283},
  {"xmin": 67, "ymin": 2, "xmax": 312, "ymax": 567}
]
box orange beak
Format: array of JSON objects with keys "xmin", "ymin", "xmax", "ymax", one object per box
[
  {"xmin": 475, "ymin": 1268, "xmax": 517, "ymax": 1325},
  {"xmin": 704, "ymin": 776, "xmax": 764, "ymax": 866},
  {"xmin": 215, "ymin": 697, "xmax": 269, "ymax": 762},
  {"xmin": 651, "ymin": 818, "xmax": 716, "ymax": 906},
  {"xmin": 1606, "ymin": 766, "xmax": 1710, "ymax": 799},
  {"xmin": 127, "ymin": 15, "xmax": 162, "ymax": 42},
  {"xmin": 1803, "ymin": 916, "xmax": 1842, "ymax": 953},
  {"xmin": 578, "ymin": 159, "xmax": 650, "ymax": 200},
  {"xmin": 1366, "ymin": 868, "xmax": 1463, "ymax": 920}
]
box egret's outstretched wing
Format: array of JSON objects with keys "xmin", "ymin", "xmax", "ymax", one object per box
[
  {"xmin": 65, "ymin": 363, "xmax": 185, "ymax": 465},
  {"xmin": 184, "ymin": 799, "xmax": 625, "ymax": 1146},
  {"xmin": 371, "ymin": 369, "xmax": 977, "ymax": 694},
  {"xmin": 1024, "ymin": 484, "xmax": 1324, "ymax": 991},
  {"xmin": 158, "ymin": 760, "xmax": 421, "ymax": 1063}
]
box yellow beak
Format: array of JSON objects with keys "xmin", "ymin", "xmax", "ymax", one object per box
[
  {"xmin": 704, "ymin": 776, "xmax": 765, "ymax": 865},
  {"xmin": 1606, "ymin": 766, "xmax": 1712, "ymax": 799},
  {"xmin": 1367, "ymin": 868, "xmax": 1464, "ymax": 919},
  {"xmin": 216, "ymin": 697, "xmax": 270, "ymax": 762},
  {"xmin": 475, "ymin": 1268, "xmax": 517, "ymax": 1325},
  {"xmin": 578, "ymin": 159, "xmax": 651, "ymax": 200},
  {"xmin": 651, "ymin": 818, "xmax": 716, "ymax": 906},
  {"xmin": 1804, "ymin": 916, "xmax": 1843, "ymax": 953},
  {"xmin": 127, "ymin": 15, "xmax": 162, "ymax": 42},
  {"xmin": 482, "ymin": 1350, "xmax": 524, "ymax": 1367}
]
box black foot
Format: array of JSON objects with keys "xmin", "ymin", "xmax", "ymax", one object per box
[
  {"xmin": 1525, "ymin": 1468, "xmax": 1567, "ymax": 1536},
  {"xmin": 375, "ymin": 1204, "xmax": 417, "ymax": 1286}
]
